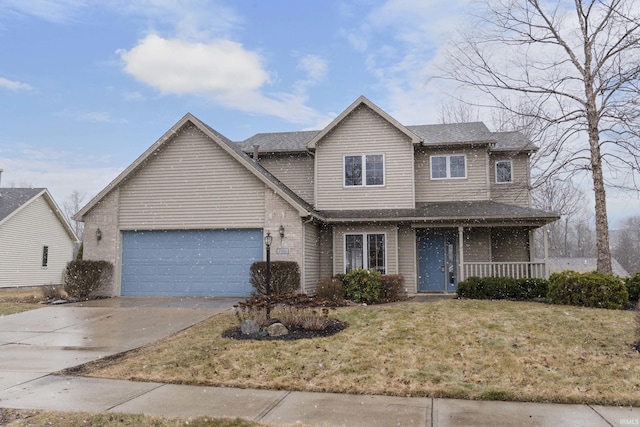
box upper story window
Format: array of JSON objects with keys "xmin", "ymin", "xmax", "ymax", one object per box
[
  {"xmin": 344, "ymin": 154, "xmax": 384, "ymax": 187},
  {"xmin": 495, "ymin": 160, "xmax": 513, "ymax": 183},
  {"xmin": 430, "ymin": 154, "xmax": 467, "ymax": 179},
  {"xmin": 42, "ymin": 246, "xmax": 49, "ymax": 267}
]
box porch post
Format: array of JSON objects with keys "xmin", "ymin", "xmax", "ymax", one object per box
[
  {"xmin": 543, "ymin": 226, "xmax": 549, "ymax": 278},
  {"xmin": 458, "ymin": 226, "xmax": 465, "ymax": 282}
]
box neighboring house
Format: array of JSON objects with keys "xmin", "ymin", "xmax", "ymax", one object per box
[
  {"xmin": 75, "ymin": 96, "xmax": 559, "ymax": 297},
  {"xmin": 545, "ymin": 258, "xmax": 630, "ymax": 277},
  {"xmin": 0, "ymin": 188, "xmax": 79, "ymax": 288}
]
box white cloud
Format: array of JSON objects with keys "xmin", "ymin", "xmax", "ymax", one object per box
[
  {"xmin": 56, "ymin": 110, "xmax": 128, "ymax": 124},
  {"xmin": 120, "ymin": 34, "xmax": 268, "ymax": 95},
  {"xmin": 0, "ymin": 76, "xmax": 32, "ymax": 91},
  {"xmin": 297, "ymin": 54, "xmax": 328, "ymax": 82},
  {"xmin": 0, "ymin": 0, "xmax": 88, "ymax": 23}
]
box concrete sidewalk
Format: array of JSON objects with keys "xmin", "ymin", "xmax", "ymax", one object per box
[{"xmin": 0, "ymin": 374, "xmax": 638, "ymax": 426}]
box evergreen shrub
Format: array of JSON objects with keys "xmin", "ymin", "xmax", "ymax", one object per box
[
  {"xmin": 547, "ymin": 270, "xmax": 628, "ymax": 309},
  {"xmin": 344, "ymin": 268, "xmax": 381, "ymax": 304}
]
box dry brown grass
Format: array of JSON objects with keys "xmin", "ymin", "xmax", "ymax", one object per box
[
  {"xmin": 0, "ymin": 290, "xmax": 44, "ymax": 315},
  {"xmin": 74, "ymin": 299, "xmax": 640, "ymax": 406},
  {"xmin": 0, "ymin": 408, "xmax": 272, "ymax": 426}
]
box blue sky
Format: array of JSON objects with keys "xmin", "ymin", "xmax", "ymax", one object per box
[{"xmin": 0, "ymin": 0, "xmax": 638, "ymax": 226}]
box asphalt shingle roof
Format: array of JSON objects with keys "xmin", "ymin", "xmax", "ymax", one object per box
[
  {"xmin": 235, "ymin": 122, "xmax": 536, "ymax": 154},
  {"xmin": 317, "ymin": 200, "xmax": 558, "ymax": 223},
  {"xmin": 0, "ymin": 188, "xmax": 43, "ymax": 222}
]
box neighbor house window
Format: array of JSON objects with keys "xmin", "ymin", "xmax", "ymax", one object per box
[
  {"xmin": 430, "ymin": 155, "xmax": 467, "ymax": 179},
  {"xmin": 345, "ymin": 233, "xmax": 386, "ymax": 274},
  {"xmin": 496, "ymin": 160, "xmax": 513, "ymax": 183},
  {"xmin": 344, "ymin": 154, "xmax": 384, "ymax": 186},
  {"xmin": 42, "ymin": 246, "xmax": 49, "ymax": 267}
]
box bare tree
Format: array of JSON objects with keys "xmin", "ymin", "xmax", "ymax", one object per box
[
  {"xmin": 62, "ymin": 190, "xmax": 86, "ymax": 240},
  {"xmin": 438, "ymin": 0, "xmax": 640, "ymax": 274},
  {"xmin": 613, "ymin": 216, "xmax": 640, "ymax": 274}
]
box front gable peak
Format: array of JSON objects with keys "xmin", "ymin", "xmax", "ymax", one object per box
[{"xmin": 306, "ymin": 96, "xmax": 422, "ymax": 149}]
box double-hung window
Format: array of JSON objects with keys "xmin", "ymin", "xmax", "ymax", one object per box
[
  {"xmin": 430, "ymin": 154, "xmax": 467, "ymax": 179},
  {"xmin": 345, "ymin": 233, "xmax": 386, "ymax": 274},
  {"xmin": 344, "ymin": 154, "xmax": 384, "ymax": 187},
  {"xmin": 495, "ymin": 160, "xmax": 513, "ymax": 183}
]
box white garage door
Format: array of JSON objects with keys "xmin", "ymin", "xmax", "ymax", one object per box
[{"xmin": 121, "ymin": 229, "xmax": 262, "ymax": 296}]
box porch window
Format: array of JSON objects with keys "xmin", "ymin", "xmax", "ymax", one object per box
[
  {"xmin": 495, "ymin": 160, "xmax": 513, "ymax": 183},
  {"xmin": 345, "ymin": 233, "xmax": 386, "ymax": 273},
  {"xmin": 344, "ymin": 154, "xmax": 384, "ymax": 186},
  {"xmin": 430, "ymin": 155, "xmax": 466, "ymax": 179}
]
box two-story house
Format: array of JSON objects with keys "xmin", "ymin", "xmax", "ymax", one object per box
[{"xmin": 75, "ymin": 96, "xmax": 559, "ymax": 297}]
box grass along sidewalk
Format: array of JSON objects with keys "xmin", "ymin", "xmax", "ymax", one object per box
[
  {"xmin": 69, "ymin": 299, "xmax": 640, "ymax": 407},
  {"xmin": 0, "ymin": 290, "xmax": 44, "ymax": 315}
]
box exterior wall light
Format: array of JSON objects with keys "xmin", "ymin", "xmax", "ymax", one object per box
[
  {"xmin": 96, "ymin": 228, "xmax": 102, "ymax": 241},
  {"xmin": 279, "ymin": 224, "xmax": 285, "ymax": 238}
]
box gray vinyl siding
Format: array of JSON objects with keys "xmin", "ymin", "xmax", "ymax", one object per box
[
  {"xmin": 332, "ymin": 224, "xmax": 398, "ymax": 275},
  {"xmin": 303, "ymin": 222, "xmax": 320, "ymax": 293},
  {"xmin": 489, "ymin": 153, "xmax": 531, "ymax": 207},
  {"xmin": 415, "ymin": 147, "xmax": 489, "ymax": 202},
  {"xmin": 463, "ymin": 228, "xmax": 491, "ymax": 262},
  {"xmin": 259, "ymin": 154, "xmax": 314, "ymax": 204},
  {"xmin": 0, "ymin": 196, "xmax": 75, "ymax": 287},
  {"xmin": 319, "ymin": 226, "xmax": 333, "ymax": 278},
  {"xmin": 315, "ymin": 105, "xmax": 415, "ymax": 210},
  {"xmin": 397, "ymin": 225, "xmax": 417, "ymax": 293},
  {"xmin": 119, "ymin": 124, "xmax": 266, "ymax": 229},
  {"xmin": 491, "ymin": 228, "xmax": 530, "ymax": 262}
]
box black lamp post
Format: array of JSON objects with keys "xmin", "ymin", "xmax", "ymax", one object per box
[{"xmin": 264, "ymin": 232, "xmax": 273, "ymax": 318}]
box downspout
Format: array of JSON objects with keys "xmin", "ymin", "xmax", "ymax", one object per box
[{"xmin": 458, "ymin": 226, "xmax": 465, "ymax": 283}]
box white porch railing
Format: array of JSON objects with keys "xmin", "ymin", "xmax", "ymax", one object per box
[{"xmin": 462, "ymin": 262, "xmax": 547, "ymax": 280}]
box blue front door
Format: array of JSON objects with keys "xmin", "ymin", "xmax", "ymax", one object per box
[{"xmin": 418, "ymin": 231, "xmax": 458, "ymax": 292}]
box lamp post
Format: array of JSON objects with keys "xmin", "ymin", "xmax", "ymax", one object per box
[{"xmin": 264, "ymin": 232, "xmax": 273, "ymax": 318}]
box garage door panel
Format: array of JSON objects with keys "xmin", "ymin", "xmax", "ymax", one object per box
[{"xmin": 121, "ymin": 229, "xmax": 262, "ymax": 296}]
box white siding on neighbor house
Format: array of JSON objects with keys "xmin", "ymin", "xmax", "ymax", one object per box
[
  {"xmin": 259, "ymin": 154, "xmax": 314, "ymax": 204},
  {"xmin": 315, "ymin": 105, "xmax": 415, "ymax": 210},
  {"xmin": 489, "ymin": 153, "xmax": 531, "ymax": 207},
  {"xmin": 119, "ymin": 124, "xmax": 266, "ymax": 229},
  {"xmin": 332, "ymin": 224, "xmax": 398, "ymax": 275},
  {"xmin": 0, "ymin": 195, "xmax": 75, "ymax": 287},
  {"xmin": 415, "ymin": 146, "xmax": 490, "ymax": 202},
  {"xmin": 397, "ymin": 226, "xmax": 417, "ymax": 293},
  {"xmin": 304, "ymin": 222, "xmax": 321, "ymax": 293}
]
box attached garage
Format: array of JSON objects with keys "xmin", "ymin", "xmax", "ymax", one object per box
[{"xmin": 121, "ymin": 229, "xmax": 262, "ymax": 297}]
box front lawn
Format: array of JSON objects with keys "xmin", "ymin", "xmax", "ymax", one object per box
[
  {"xmin": 0, "ymin": 291, "xmax": 44, "ymax": 315},
  {"xmin": 69, "ymin": 299, "xmax": 640, "ymax": 406}
]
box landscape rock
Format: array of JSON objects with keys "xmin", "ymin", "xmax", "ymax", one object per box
[
  {"xmin": 240, "ymin": 320, "xmax": 260, "ymax": 335},
  {"xmin": 267, "ymin": 322, "xmax": 289, "ymax": 337}
]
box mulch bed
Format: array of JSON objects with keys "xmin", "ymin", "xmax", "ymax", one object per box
[{"xmin": 222, "ymin": 320, "xmax": 348, "ymax": 341}]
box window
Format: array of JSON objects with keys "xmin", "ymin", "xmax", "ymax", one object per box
[
  {"xmin": 496, "ymin": 160, "xmax": 513, "ymax": 183},
  {"xmin": 430, "ymin": 155, "xmax": 467, "ymax": 179},
  {"xmin": 344, "ymin": 154, "xmax": 384, "ymax": 186},
  {"xmin": 345, "ymin": 233, "xmax": 386, "ymax": 273},
  {"xmin": 42, "ymin": 246, "xmax": 49, "ymax": 267}
]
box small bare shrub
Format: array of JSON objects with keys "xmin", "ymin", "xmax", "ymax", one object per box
[
  {"xmin": 41, "ymin": 285, "xmax": 66, "ymax": 300},
  {"xmin": 315, "ymin": 277, "xmax": 345, "ymax": 303},
  {"xmin": 250, "ymin": 261, "xmax": 300, "ymax": 295},
  {"xmin": 64, "ymin": 260, "xmax": 113, "ymax": 299},
  {"xmin": 378, "ymin": 274, "xmax": 407, "ymax": 303}
]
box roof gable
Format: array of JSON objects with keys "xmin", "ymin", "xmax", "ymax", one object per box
[
  {"xmin": 75, "ymin": 113, "xmax": 314, "ymax": 221},
  {"xmin": 0, "ymin": 188, "xmax": 79, "ymax": 242},
  {"xmin": 306, "ymin": 95, "xmax": 422, "ymax": 149}
]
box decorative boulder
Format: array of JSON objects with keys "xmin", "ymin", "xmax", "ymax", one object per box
[
  {"xmin": 267, "ymin": 322, "xmax": 289, "ymax": 337},
  {"xmin": 240, "ymin": 320, "xmax": 260, "ymax": 335}
]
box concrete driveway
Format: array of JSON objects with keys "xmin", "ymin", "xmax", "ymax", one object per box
[{"xmin": 0, "ymin": 297, "xmax": 237, "ymax": 391}]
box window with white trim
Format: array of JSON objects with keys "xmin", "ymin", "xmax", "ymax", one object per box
[
  {"xmin": 495, "ymin": 160, "xmax": 513, "ymax": 183},
  {"xmin": 344, "ymin": 154, "xmax": 384, "ymax": 186},
  {"xmin": 345, "ymin": 233, "xmax": 386, "ymax": 273},
  {"xmin": 430, "ymin": 154, "xmax": 467, "ymax": 179}
]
